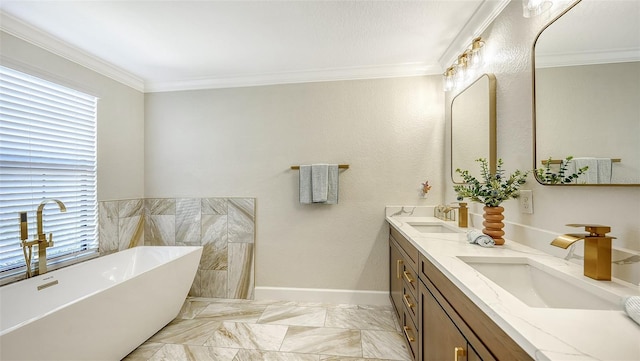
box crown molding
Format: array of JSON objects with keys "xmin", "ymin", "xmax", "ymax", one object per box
[
  {"xmin": 0, "ymin": 11, "xmax": 144, "ymax": 92},
  {"xmin": 439, "ymin": 0, "xmax": 511, "ymax": 70},
  {"xmin": 0, "ymin": 5, "xmax": 486, "ymax": 93},
  {"xmin": 535, "ymin": 49, "xmax": 640, "ymax": 68},
  {"xmin": 145, "ymin": 62, "xmax": 441, "ymax": 93}
]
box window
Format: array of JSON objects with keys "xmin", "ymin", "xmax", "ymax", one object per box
[{"xmin": 0, "ymin": 66, "xmax": 98, "ymax": 280}]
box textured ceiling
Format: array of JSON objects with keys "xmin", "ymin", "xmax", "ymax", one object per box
[{"xmin": 0, "ymin": 0, "xmax": 503, "ymax": 92}]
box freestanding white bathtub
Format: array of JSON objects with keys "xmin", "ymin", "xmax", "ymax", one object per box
[{"xmin": 0, "ymin": 246, "xmax": 202, "ymax": 361}]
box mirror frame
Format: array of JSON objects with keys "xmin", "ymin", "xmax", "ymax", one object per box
[
  {"xmin": 451, "ymin": 73, "xmax": 497, "ymax": 184},
  {"xmin": 531, "ymin": 0, "xmax": 639, "ymax": 186}
]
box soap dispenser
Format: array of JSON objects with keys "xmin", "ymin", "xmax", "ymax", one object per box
[{"xmin": 457, "ymin": 202, "xmax": 468, "ymax": 228}]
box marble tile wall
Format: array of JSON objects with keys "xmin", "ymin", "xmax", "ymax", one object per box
[
  {"xmin": 98, "ymin": 199, "xmax": 145, "ymax": 254},
  {"xmin": 98, "ymin": 198, "xmax": 255, "ymax": 299}
]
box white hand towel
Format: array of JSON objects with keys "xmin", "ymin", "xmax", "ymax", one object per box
[
  {"xmin": 326, "ymin": 164, "xmax": 339, "ymax": 204},
  {"xmin": 299, "ymin": 165, "xmax": 313, "ymax": 204},
  {"xmin": 299, "ymin": 164, "xmax": 339, "ymax": 204},
  {"xmin": 574, "ymin": 158, "xmax": 598, "ymax": 184},
  {"xmin": 622, "ymin": 296, "xmax": 640, "ymax": 325},
  {"xmin": 311, "ymin": 164, "xmax": 329, "ymax": 203},
  {"xmin": 596, "ymin": 158, "xmax": 612, "ymax": 183},
  {"xmin": 467, "ymin": 229, "xmax": 495, "ymax": 247}
]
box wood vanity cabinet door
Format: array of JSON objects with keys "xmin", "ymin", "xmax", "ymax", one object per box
[
  {"xmin": 419, "ymin": 281, "xmax": 468, "ymax": 361},
  {"xmin": 467, "ymin": 346, "xmax": 482, "ymax": 361},
  {"xmin": 389, "ymin": 239, "xmax": 404, "ymax": 318}
]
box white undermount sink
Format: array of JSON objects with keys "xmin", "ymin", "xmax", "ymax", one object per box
[
  {"xmin": 458, "ymin": 256, "xmax": 619, "ymax": 310},
  {"xmin": 406, "ymin": 222, "xmax": 462, "ymax": 234}
]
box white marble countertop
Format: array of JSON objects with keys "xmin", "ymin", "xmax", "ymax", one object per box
[{"xmin": 386, "ymin": 210, "xmax": 640, "ymax": 361}]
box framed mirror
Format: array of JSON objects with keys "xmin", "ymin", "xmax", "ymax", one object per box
[
  {"xmin": 533, "ymin": 0, "xmax": 640, "ymax": 185},
  {"xmin": 451, "ymin": 73, "xmax": 496, "ymax": 183}
]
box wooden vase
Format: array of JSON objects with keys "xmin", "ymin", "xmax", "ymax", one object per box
[{"xmin": 483, "ymin": 206, "xmax": 505, "ymax": 245}]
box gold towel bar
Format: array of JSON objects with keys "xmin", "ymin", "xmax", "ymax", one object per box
[
  {"xmin": 291, "ymin": 164, "xmax": 350, "ymax": 170},
  {"xmin": 541, "ymin": 158, "xmax": 621, "ymax": 165}
]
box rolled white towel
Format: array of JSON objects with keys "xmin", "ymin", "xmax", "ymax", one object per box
[
  {"xmin": 622, "ymin": 296, "xmax": 640, "ymax": 325},
  {"xmin": 467, "ymin": 229, "xmax": 495, "ymax": 248}
]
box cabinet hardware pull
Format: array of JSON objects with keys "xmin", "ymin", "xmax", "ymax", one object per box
[
  {"xmin": 454, "ymin": 346, "xmax": 466, "ymax": 361},
  {"xmin": 403, "ymin": 326, "xmax": 415, "ymax": 342},
  {"xmin": 403, "ymin": 294, "xmax": 414, "ymax": 308},
  {"xmin": 397, "ymin": 259, "xmax": 403, "ymax": 279},
  {"xmin": 403, "ymin": 270, "xmax": 414, "ymax": 283}
]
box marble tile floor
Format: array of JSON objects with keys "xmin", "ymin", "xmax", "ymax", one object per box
[{"xmin": 123, "ymin": 297, "xmax": 412, "ymax": 361}]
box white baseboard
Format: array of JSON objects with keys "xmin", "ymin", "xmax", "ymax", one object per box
[{"xmin": 254, "ymin": 287, "xmax": 391, "ymax": 306}]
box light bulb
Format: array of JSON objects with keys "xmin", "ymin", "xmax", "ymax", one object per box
[
  {"xmin": 523, "ymin": 0, "xmax": 553, "ymax": 18},
  {"xmin": 443, "ymin": 67, "xmax": 455, "ymax": 92}
]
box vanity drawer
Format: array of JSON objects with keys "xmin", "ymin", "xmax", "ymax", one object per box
[
  {"xmin": 402, "ymin": 282, "xmax": 418, "ymax": 324},
  {"xmin": 402, "ymin": 263, "xmax": 418, "ymax": 298},
  {"xmin": 402, "ymin": 307, "xmax": 419, "ymax": 361},
  {"xmin": 390, "ymin": 227, "xmax": 418, "ymax": 271}
]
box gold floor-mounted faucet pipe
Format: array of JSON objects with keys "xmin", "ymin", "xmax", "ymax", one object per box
[
  {"xmin": 20, "ymin": 199, "xmax": 67, "ymax": 277},
  {"xmin": 35, "ymin": 199, "xmax": 67, "ymax": 275}
]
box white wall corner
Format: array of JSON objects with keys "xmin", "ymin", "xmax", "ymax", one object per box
[
  {"xmin": 0, "ymin": 11, "xmax": 144, "ymax": 92},
  {"xmin": 439, "ymin": 0, "xmax": 511, "ymax": 69},
  {"xmin": 254, "ymin": 287, "xmax": 391, "ymax": 306}
]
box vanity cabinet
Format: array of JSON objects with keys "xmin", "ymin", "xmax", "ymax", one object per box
[
  {"xmin": 419, "ymin": 272, "xmax": 492, "ymax": 361},
  {"xmin": 389, "ymin": 226, "xmax": 532, "ymax": 361},
  {"xmin": 418, "ymin": 253, "xmax": 532, "ymax": 361},
  {"xmin": 389, "ymin": 227, "xmax": 420, "ymax": 360}
]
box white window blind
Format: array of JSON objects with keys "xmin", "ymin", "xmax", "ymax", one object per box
[{"xmin": 0, "ymin": 65, "xmax": 98, "ymax": 279}]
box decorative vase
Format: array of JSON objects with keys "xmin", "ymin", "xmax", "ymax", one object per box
[{"xmin": 482, "ymin": 206, "xmax": 505, "ymax": 245}]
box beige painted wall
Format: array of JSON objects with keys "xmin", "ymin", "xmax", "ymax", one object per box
[
  {"xmin": 145, "ymin": 77, "xmax": 445, "ymax": 291},
  {"xmin": 443, "ymin": 2, "xmax": 640, "ymax": 251},
  {"xmin": 0, "ymin": 31, "xmax": 145, "ymax": 201}
]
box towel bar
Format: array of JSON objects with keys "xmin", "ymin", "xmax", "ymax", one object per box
[
  {"xmin": 541, "ymin": 158, "xmax": 621, "ymax": 165},
  {"xmin": 290, "ymin": 165, "xmax": 349, "ymax": 170}
]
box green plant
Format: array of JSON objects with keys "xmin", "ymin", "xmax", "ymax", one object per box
[
  {"xmin": 454, "ymin": 158, "xmax": 530, "ymax": 207},
  {"xmin": 536, "ymin": 156, "xmax": 588, "ymax": 184}
]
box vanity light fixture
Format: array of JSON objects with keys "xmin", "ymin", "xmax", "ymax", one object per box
[
  {"xmin": 468, "ymin": 37, "xmax": 485, "ymax": 68},
  {"xmin": 455, "ymin": 52, "xmax": 470, "ymax": 86},
  {"xmin": 522, "ymin": 0, "xmax": 553, "ymax": 18},
  {"xmin": 443, "ymin": 37, "xmax": 486, "ymax": 92},
  {"xmin": 443, "ymin": 66, "xmax": 456, "ymax": 92}
]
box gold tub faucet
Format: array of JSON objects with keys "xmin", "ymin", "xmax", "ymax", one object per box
[
  {"xmin": 551, "ymin": 224, "xmax": 614, "ymax": 281},
  {"xmin": 31, "ymin": 199, "xmax": 66, "ymax": 275}
]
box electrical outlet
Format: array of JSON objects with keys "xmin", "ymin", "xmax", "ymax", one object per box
[{"xmin": 520, "ymin": 190, "xmax": 533, "ymax": 214}]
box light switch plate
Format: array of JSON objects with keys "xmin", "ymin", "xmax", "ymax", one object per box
[{"xmin": 520, "ymin": 190, "xmax": 533, "ymax": 214}]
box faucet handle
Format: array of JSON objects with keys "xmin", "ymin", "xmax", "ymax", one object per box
[
  {"xmin": 566, "ymin": 224, "xmax": 611, "ymax": 237},
  {"xmin": 19, "ymin": 212, "xmax": 29, "ymax": 241},
  {"xmin": 47, "ymin": 233, "xmax": 54, "ymax": 247}
]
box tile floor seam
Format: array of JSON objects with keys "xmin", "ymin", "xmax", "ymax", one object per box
[{"xmin": 322, "ymin": 304, "xmax": 329, "ymax": 327}]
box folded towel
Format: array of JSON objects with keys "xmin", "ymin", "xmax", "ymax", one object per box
[
  {"xmin": 467, "ymin": 229, "xmax": 495, "ymax": 247},
  {"xmin": 299, "ymin": 165, "xmax": 313, "ymax": 204},
  {"xmin": 326, "ymin": 165, "xmax": 339, "ymax": 204},
  {"xmin": 596, "ymin": 158, "xmax": 612, "ymax": 183},
  {"xmin": 622, "ymin": 296, "xmax": 640, "ymax": 326},
  {"xmin": 311, "ymin": 164, "xmax": 329, "ymax": 203},
  {"xmin": 299, "ymin": 164, "xmax": 339, "ymax": 204},
  {"xmin": 574, "ymin": 158, "xmax": 598, "ymax": 184}
]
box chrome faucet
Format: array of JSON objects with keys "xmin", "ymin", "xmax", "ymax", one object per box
[
  {"xmin": 20, "ymin": 199, "xmax": 66, "ymax": 277},
  {"xmin": 551, "ymin": 224, "xmax": 614, "ymax": 281}
]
